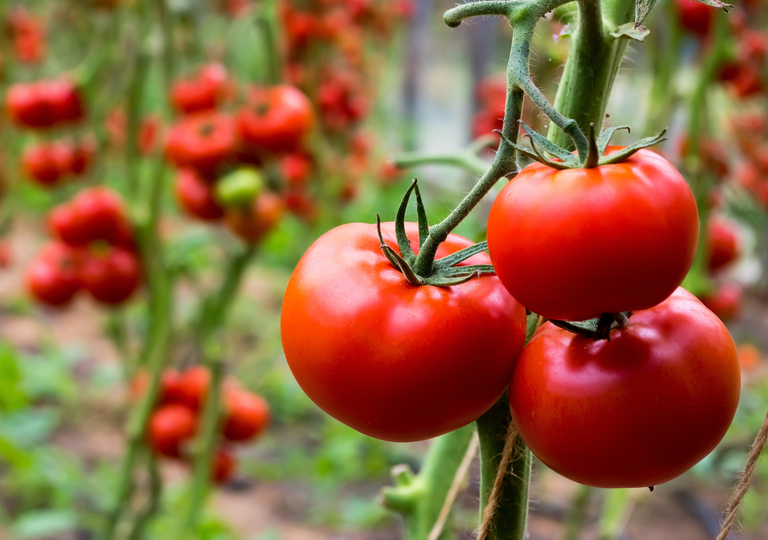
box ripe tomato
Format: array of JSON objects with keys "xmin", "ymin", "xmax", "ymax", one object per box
[
  {"xmin": 165, "ymin": 112, "xmax": 237, "ymax": 174},
  {"xmin": 80, "ymin": 246, "xmax": 140, "ymax": 305},
  {"xmin": 170, "ymin": 66, "xmax": 225, "ymax": 116},
  {"xmin": 68, "ymin": 137, "xmax": 96, "ymax": 176},
  {"xmin": 222, "ymin": 390, "xmax": 269, "ymax": 442},
  {"xmin": 676, "ymin": 0, "xmax": 712, "ymax": 36},
  {"xmin": 510, "ymin": 288, "xmax": 740, "ymax": 488},
  {"xmin": 49, "ymin": 188, "xmax": 130, "ymax": 246},
  {"xmin": 699, "ymin": 283, "xmax": 742, "ymax": 321},
  {"xmin": 21, "ymin": 142, "xmax": 71, "ymax": 186},
  {"xmin": 487, "ymin": 148, "xmax": 699, "ymax": 321},
  {"xmin": 707, "ymin": 217, "xmax": 740, "ymax": 272},
  {"xmin": 129, "ymin": 368, "xmax": 186, "ymax": 405},
  {"xmin": 148, "ymin": 404, "xmax": 197, "ymax": 458},
  {"xmin": 43, "ymin": 80, "xmax": 85, "ymax": 124},
  {"xmin": 26, "ymin": 243, "xmax": 81, "ymax": 307},
  {"xmin": 174, "ymin": 169, "xmax": 225, "ymax": 221},
  {"xmin": 281, "ymin": 222, "xmax": 528, "ymax": 442},
  {"xmin": 224, "ymin": 191, "xmax": 283, "ymax": 243},
  {"xmin": 211, "ymin": 448, "xmax": 236, "ymax": 484},
  {"xmin": 236, "ymin": 85, "xmax": 313, "ymax": 155},
  {"xmin": 6, "ymin": 83, "xmax": 54, "ymax": 128},
  {"xmin": 176, "ymin": 366, "xmax": 210, "ymax": 411},
  {"xmin": 281, "ymin": 153, "xmax": 313, "ymax": 186}
]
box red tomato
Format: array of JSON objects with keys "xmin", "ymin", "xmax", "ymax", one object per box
[
  {"xmin": 699, "ymin": 283, "xmax": 742, "ymax": 321},
  {"xmin": 68, "ymin": 137, "xmax": 96, "ymax": 176},
  {"xmin": 281, "ymin": 222, "xmax": 528, "ymax": 442},
  {"xmin": 281, "ymin": 153, "xmax": 313, "ymax": 186},
  {"xmin": 129, "ymin": 368, "xmax": 186, "ymax": 405},
  {"xmin": 26, "ymin": 243, "xmax": 81, "ymax": 307},
  {"xmin": 176, "ymin": 366, "xmax": 210, "ymax": 411},
  {"xmin": 171, "ymin": 81, "xmax": 218, "ymax": 116},
  {"xmin": 21, "ymin": 142, "xmax": 71, "ymax": 186},
  {"xmin": 165, "ymin": 112, "xmax": 237, "ymax": 174},
  {"xmin": 6, "ymin": 83, "xmax": 53, "ymax": 128},
  {"xmin": 80, "ymin": 246, "xmax": 140, "ymax": 305},
  {"xmin": 174, "ymin": 169, "xmax": 225, "ymax": 221},
  {"xmin": 487, "ymin": 148, "xmax": 699, "ymax": 321},
  {"xmin": 236, "ymin": 85, "xmax": 313, "ymax": 155},
  {"xmin": 510, "ymin": 288, "xmax": 740, "ymax": 488},
  {"xmin": 148, "ymin": 404, "xmax": 197, "ymax": 458},
  {"xmin": 0, "ymin": 241, "xmax": 11, "ymax": 269},
  {"xmin": 225, "ymin": 191, "xmax": 284, "ymax": 244},
  {"xmin": 211, "ymin": 449, "xmax": 236, "ymax": 484},
  {"xmin": 42, "ymin": 80, "xmax": 85, "ymax": 124},
  {"xmin": 49, "ymin": 188, "xmax": 130, "ymax": 247},
  {"xmin": 677, "ymin": 0, "xmax": 712, "ymax": 36},
  {"xmin": 707, "ymin": 217, "xmax": 740, "ymax": 272},
  {"xmin": 222, "ymin": 390, "xmax": 270, "ymax": 442}
]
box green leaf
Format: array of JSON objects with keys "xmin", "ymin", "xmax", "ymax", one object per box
[
  {"xmin": 12, "ymin": 509, "xmax": 78, "ymax": 538},
  {"xmin": 610, "ymin": 22, "xmax": 650, "ymax": 42},
  {"xmin": 0, "ymin": 342, "xmax": 27, "ymax": 411}
]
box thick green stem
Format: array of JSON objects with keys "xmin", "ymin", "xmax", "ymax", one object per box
[
  {"xmin": 547, "ymin": 0, "xmax": 634, "ymax": 149},
  {"xmin": 381, "ymin": 425, "xmax": 475, "ymax": 540},
  {"xmin": 476, "ymin": 393, "xmax": 532, "ymax": 540}
]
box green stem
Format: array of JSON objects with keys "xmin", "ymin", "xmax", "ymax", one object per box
[
  {"xmin": 125, "ymin": 3, "xmax": 150, "ymax": 201},
  {"xmin": 99, "ymin": 279, "xmax": 173, "ymax": 540},
  {"xmin": 598, "ymin": 489, "xmax": 635, "ymax": 540},
  {"xmin": 381, "ymin": 425, "xmax": 475, "ymax": 540},
  {"xmin": 255, "ymin": 0, "xmax": 280, "ymax": 85},
  {"xmin": 547, "ymin": 0, "xmax": 634, "ymax": 149},
  {"xmin": 127, "ymin": 453, "xmax": 163, "ymax": 540},
  {"xmin": 476, "ymin": 393, "xmax": 532, "ymax": 540}
]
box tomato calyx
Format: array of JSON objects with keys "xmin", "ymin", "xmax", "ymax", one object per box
[
  {"xmin": 546, "ymin": 311, "xmax": 631, "ymax": 341},
  {"xmin": 376, "ymin": 180, "xmax": 494, "ymax": 287},
  {"xmin": 494, "ymin": 122, "xmax": 668, "ymax": 170}
]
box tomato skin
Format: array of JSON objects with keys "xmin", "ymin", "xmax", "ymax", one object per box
[
  {"xmin": 6, "ymin": 83, "xmax": 54, "ymax": 128},
  {"xmin": 224, "ymin": 191, "xmax": 284, "ymax": 244},
  {"xmin": 222, "ymin": 390, "xmax": 270, "ymax": 442},
  {"xmin": 281, "ymin": 222, "xmax": 528, "ymax": 442},
  {"xmin": 510, "ymin": 288, "xmax": 740, "ymax": 488},
  {"xmin": 211, "ymin": 449, "xmax": 236, "ymax": 484},
  {"xmin": 707, "ymin": 217, "xmax": 740, "ymax": 272},
  {"xmin": 174, "ymin": 169, "xmax": 225, "ymax": 221},
  {"xmin": 165, "ymin": 112, "xmax": 238, "ymax": 175},
  {"xmin": 148, "ymin": 404, "xmax": 197, "ymax": 458},
  {"xmin": 487, "ymin": 148, "xmax": 699, "ymax": 321},
  {"xmin": 700, "ymin": 283, "xmax": 742, "ymax": 321},
  {"xmin": 236, "ymin": 85, "xmax": 313, "ymax": 155},
  {"xmin": 676, "ymin": 0, "xmax": 712, "ymax": 36},
  {"xmin": 26, "ymin": 243, "xmax": 81, "ymax": 307},
  {"xmin": 176, "ymin": 366, "xmax": 210, "ymax": 412},
  {"xmin": 80, "ymin": 247, "xmax": 140, "ymax": 305},
  {"xmin": 22, "ymin": 143, "xmax": 70, "ymax": 186}
]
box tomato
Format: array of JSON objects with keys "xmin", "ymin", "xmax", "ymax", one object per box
[
  {"xmin": 211, "ymin": 448, "xmax": 236, "ymax": 484},
  {"xmin": 174, "ymin": 169, "xmax": 225, "ymax": 221},
  {"xmin": 281, "ymin": 222, "xmax": 528, "ymax": 442},
  {"xmin": 68, "ymin": 138, "xmax": 96, "ymax": 176},
  {"xmin": 676, "ymin": 0, "xmax": 712, "ymax": 36},
  {"xmin": 222, "ymin": 390, "xmax": 269, "ymax": 442},
  {"xmin": 170, "ymin": 64, "xmax": 228, "ymax": 116},
  {"xmin": 49, "ymin": 188, "xmax": 130, "ymax": 247},
  {"xmin": 510, "ymin": 288, "xmax": 740, "ymax": 488},
  {"xmin": 225, "ymin": 191, "xmax": 284, "ymax": 243},
  {"xmin": 236, "ymin": 85, "xmax": 313, "ymax": 155},
  {"xmin": 129, "ymin": 368, "xmax": 186, "ymax": 405},
  {"xmin": 284, "ymin": 188, "xmax": 318, "ymax": 222},
  {"xmin": 281, "ymin": 153, "xmax": 313, "ymax": 186},
  {"xmin": 6, "ymin": 83, "xmax": 53, "ymax": 128},
  {"xmin": 699, "ymin": 283, "xmax": 742, "ymax": 321},
  {"xmin": 487, "ymin": 148, "xmax": 699, "ymax": 321},
  {"xmin": 148, "ymin": 404, "xmax": 197, "ymax": 458},
  {"xmin": 80, "ymin": 246, "xmax": 140, "ymax": 305},
  {"xmin": 26, "ymin": 243, "xmax": 81, "ymax": 307},
  {"xmin": 43, "ymin": 80, "xmax": 85, "ymax": 124},
  {"xmin": 21, "ymin": 142, "xmax": 71, "ymax": 186},
  {"xmin": 707, "ymin": 217, "xmax": 740, "ymax": 272},
  {"xmin": 165, "ymin": 112, "xmax": 237, "ymax": 174},
  {"xmin": 176, "ymin": 366, "xmax": 210, "ymax": 411}
]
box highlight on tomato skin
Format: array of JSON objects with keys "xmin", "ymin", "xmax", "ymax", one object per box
[
  {"xmin": 281, "ymin": 221, "xmax": 528, "ymax": 443},
  {"xmin": 509, "ymin": 288, "xmax": 741, "ymax": 489}
]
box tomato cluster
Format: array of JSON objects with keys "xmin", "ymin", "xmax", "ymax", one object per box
[
  {"xmin": 22, "ymin": 137, "xmax": 95, "ymax": 187},
  {"xmin": 280, "ymin": 0, "xmax": 414, "ymax": 202},
  {"xmin": 7, "ymin": 7, "xmax": 46, "ymax": 64},
  {"xmin": 134, "ymin": 366, "xmax": 270, "ymax": 484},
  {"xmin": 26, "ymin": 188, "xmax": 140, "ymax": 307},
  {"xmin": 163, "ymin": 62, "xmax": 325, "ymax": 241}
]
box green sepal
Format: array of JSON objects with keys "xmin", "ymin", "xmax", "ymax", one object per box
[
  {"xmin": 441, "ymin": 264, "xmax": 495, "ymax": 276},
  {"xmin": 376, "ymin": 214, "xmax": 424, "ymax": 286},
  {"xmin": 422, "ymin": 272, "xmax": 482, "ymax": 287},
  {"xmin": 494, "ymin": 130, "xmax": 572, "ymax": 171},
  {"xmin": 693, "ymin": 0, "xmax": 734, "ymax": 12},
  {"xmin": 413, "ymin": 181, "xmax": 430, "ymax": 249},
  {"xmin": 597, "ymin": 128, "xmax": 668, "ymax": 166},
  {"xmin": 546, "ymin": 311, "xmax": 632, "ymax": 341},
  {"xmin": 394, "ymin": 181, "xmax": 418, "ymax": 264},
  {"xmin": 583, "ymin": 123, "xmax": 600, "ymax": 168},
  {"xmin": 597, "ymin": 125, "xmax": 631, "ymax": 156},
  {"xmin": 519, "ymin": 121, "xmax": 580, "ymax": 166},
  {"xmin": 434, "ymin": 241, "xmax": 489, "ymax": 269}
]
